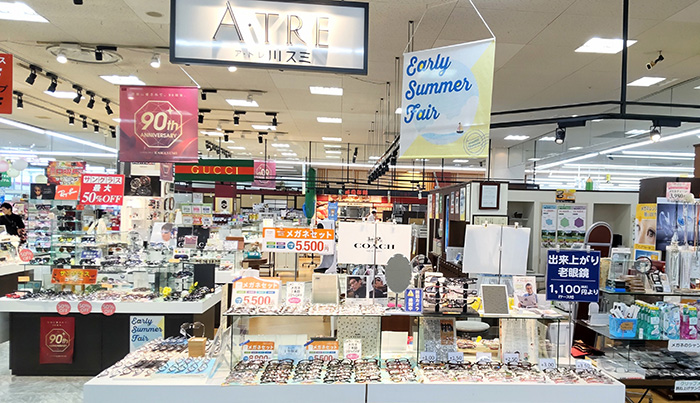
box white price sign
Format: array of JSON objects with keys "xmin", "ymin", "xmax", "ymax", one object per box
[
  {"xmin": 344, "ymin": 339, "xmax": 362, "ymax": 360},
  {"xmin": 539, "ymin": 358, "xmax": 557, "ymax": 370},
  {"xmin": 668, "ymin": 339, "xmax": 700, "ymax": 352},
  {"xmin": 447, "ymin": 352, "xmax": 464, "ymax": 363},
  {"xmin": 575, "ymin": 360, "xmax": 593, "ymax": 370},
  {"xmin": 503, "ymin": 353, "xmax": 520, "ymax": 365},
  {"xmin": 232, "ymin": 277, "xmax": 281, "ymax": 307},
  {"xmin": 675, "ymin": 380, "xmax": 700, "ymax": 393},
  {"xmin": 262, "ymin": 227, "xmax": 335, "ymax": 255},
  {"xmin": 475, "ymin": 352, "xmax": 492, "ymax": 362},
  {"xmin": 285, "ymin": 282, "xmax": 305, "ymax": 305},
  {"xmin": 420, "ymin": 351, "xmax": 437, "ymax": 362}
]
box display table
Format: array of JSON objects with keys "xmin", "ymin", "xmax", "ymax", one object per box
[
  {"xmin": 83, "ymin": 369, "xmax": 625, "ymax": 403},
  {"xmin": 0, "ymin": 263, "xmax": 33, "ymax": 342},
  {"xmin": 0, "ymin": 288, "xmax": 222, "ymax": 376}
]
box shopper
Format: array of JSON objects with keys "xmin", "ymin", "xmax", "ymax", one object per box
[
  {"xmin": 0, "ymin": 202, "xmax": 26, "ymax": 242},
  {"xmin": 365, "ymin": 209, "xmax": 379, "ymax": 222}
]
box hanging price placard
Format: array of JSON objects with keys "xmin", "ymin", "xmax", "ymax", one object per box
[
  {"xmin": 231, "ymin": 277, "xmax": 281, "ymax": 308},
  {"xmin": 261, "ymin": 227, "xmax": 335, "ymax": 255}
]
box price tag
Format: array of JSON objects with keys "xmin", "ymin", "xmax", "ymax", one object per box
[
  {"xmin": 447, "ymin": 352, "xmax": 464, "ymax": 363},
  {"xmin": 344, "ymin": 339, "xmax": 362, "ymax": 360},
  {"xmin": 476, "ymin": 352, "xmax": 492, "ymax": 362},
  {"xmin": 539, "ymin": 358, "xmax": 557, "ymax": 370},
  {"xmin": 77, "ymin": 301, "xmax": 92, "ymax": 315},
  {"xmin": 675, "ymin": 380, "xmax": 700, "ymax": 393},
  {"xmin": 232, "ymin": 277, "xmax": 281, "ymax": 308},
  {"xmin": 503, "ymin": 353, "xmax": 520, "ymax": 365},
  {"xmin": 261, "ymin": 227, "xmax": 335, "ymax": 255},
  {"xmin": 306, "ymin": 340, "xmax": 339, "ymax": 361},
  {"xmin": 18, "ymin": 249, "xmax": 34, "ymax": 262},
  {"xmin": 278, "ymin": 345, "xmax": 304, "ymax": 362},
  {"xmin": 545, "ymin": 250, "xmax": 601, "ymax": 303},
  {"xmin": 420, "ymin": 351, "xmax": 437, "ymax": 362},
  {"xmin": 668, "ymin": 339, "xmax": 700, "ymax": 353},
  {"xmin": 285, "ymin": 282, "xmax": 305, "ymax": 305},
  {"xmin": 241, "ymin": 341, "xmax": 275, "ymax": 362},
  {"xmin": 575, "ymin": 360, "xmax": 593, "ymax": 370}
]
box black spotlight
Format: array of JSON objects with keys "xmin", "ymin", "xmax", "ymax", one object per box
[
  {"xmin": 224, "ymin": 131, "xmax": 230, "ymax": 142},
  {"xmin": 86, "ymin": 91, "xmax": 95, "ymax": 109},
  {"xmin": 81, "ymin": 115, "xmax": 88, "ymax": 129},
  {"xmin": 93, "ymin": 120, "xmax": 99, "ymax": 133},
  {"xmin": 201, "ymin": 91, "xmax": 206, "ymax": 101},
  {"xmin": 26, "ymin": 65, "xmax": 40, "ymax": 85},
  {"xmin": 555, "ymin": 127, "xmax": 566, "ymax": 145},
  {"xmin": 46, "ymin": 73, "xmax": 58, "ymax": 92},
  {"xmin": 233, "ymin": 115, "xmax": 239, "ymax": 126},
  {"xmin": 198, "ymin": 113, "xmax": 204, "ymax": 124},
  {"xmin": 95, "ymin": 48, "xmax": 103, "ymax": 61},
  {"xmin": 352, "ymin": 147, "xmax": 358, "ymax": 163},
  {"xmin": 110, "ymin": 126, "xmax": 116, "ymax": 138},
  {"xmin": 13, "ymin": 91, "xmax": 23, "ymax": 109},
  {"xmin": 73, "ymin": 0, "xmax": 83, "ymax": 4},
  {"xmin": 258, "ymin": 134, "xmax": 263, "ymax": 144},
  {"xmin": 103, "ymin": 99, "xmax": 113, "ymax": 115},
  {"xmin": 67, "ymin": 110, "xmax": 75, "ymax": 125},
  {"xmin": 72, "ymin": 85, "xmax": 83, "ymax": 104}
]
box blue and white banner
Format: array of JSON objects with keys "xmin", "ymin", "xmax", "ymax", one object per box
[{"xmin": 399, "ymin": 39, "xmax": 495, "ymax": 159}]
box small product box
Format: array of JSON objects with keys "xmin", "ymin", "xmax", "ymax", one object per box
[{"xmin": 609, "ymin": 316, "xmax": 638, "ymax": 338}]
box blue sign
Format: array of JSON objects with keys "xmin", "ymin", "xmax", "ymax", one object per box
[
  {"xmin": 546, "ymin": 250, "xmax": 600, "ymax": 303},
  {"xmin": 405, "ymin": 288, "xmax": 423, "ymax": 313},
  {"xmin": 277, "ymin": 345, "xmax": 304, "ymax": 363},
  {"xmin": 328, "ymin": 201, "xmax": 339, "ymax": 221}
]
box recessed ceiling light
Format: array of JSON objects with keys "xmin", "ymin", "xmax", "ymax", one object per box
[
  {"xmin": 309, "ymin": 86, "xmax": 343, "ymax": 96},
  {"xmin": 44, "ymin": 91, "xmax": 83, "ymax": 99},
  {"xmin": 368, "ymin": 156, "xmax": 380, "ymax": 160},
  {"xmin": 538, "ymin": 136, "xmax": 555, "ymax": 142},
  {"xmin": 504, "ymin": 135, "xmax": 530, "ymax": 141},
  {"xmin": 628, "ymin": 77, "xmax": 665, "ymax": 87},
  {"xmin": 200, "ymin": 130, "xmax": 223, "ymax": 136},
  {"xmin": 325, "ymin": 150, "xmax": 342, "ymax": 154},
  {"xmin": 317, "ymin": 117, "xmax": 342, "ymax": 124},
  {"xmin": 453, "ymin": 159, "xmax": 470, "ymax": 163},
  {"xmin": 271, "ymin": 143, "xmax": 289, "ymax": 148},
  {"xmin": 100, "ymin": 75, "xmax": 145, "ymax": 85},
  {"xmin": 226, "ymin": 99, "xmax": 259, "ymax": 107},
  {"xmin": 251, "ymin": 124, "xmax": 276, "ymax": 131},
  {"xmin": 575, "ymin": 38, "xmax": 636, "ymax": 54},
  {"xmin": 322, "ymin": 137, "xmax": 342, "ymax": 142},
  {"xmin": 569, "ymin": 146, "xmax": 583, "ymax": 150},
  {"xmin": 0, "ymin": 1, "xmax": 48, "ymax": 22},
  {"xmin": 625, "ymin": 129, "xmax": 648, "ymax": 136},
  {"xmin": 326, "ymin": 155, "xmax": 341, "ymax": 159},
  {"xmin": 228, "ymin": 66, "xmax": 237, "ymax": 72},
  {"xmin": 281, "ymin": 152, "xmax": 297, "ymax": 156},
  {"xmin": 592, "ymin": 119, "xmax": 603, "ymax": 122},
  {"xmin": 528, "ymin": 157, "xmax": 542, "ymax": 161},
  {"xmin": 227, "ymin": 146, "xmax": 245, "ymax": 150},
  {"xmin": 324, "ymin": 144, "xmax": 342, "ymax": 148}
]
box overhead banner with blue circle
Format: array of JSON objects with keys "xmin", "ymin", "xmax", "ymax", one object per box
[{"xmin": 399, "ymin": 38, "xmax": 495, "ymax": 159}]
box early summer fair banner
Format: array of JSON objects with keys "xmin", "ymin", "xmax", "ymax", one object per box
[
  {"xmin": 119, "ymin": 86, "xmax": 199, "ymax": 163},
  {"xmin": 399, "ymin": 39, "xmax": 495, "ymax": 159}
]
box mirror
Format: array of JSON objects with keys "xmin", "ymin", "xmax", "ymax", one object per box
[{"xmin": 385, "ymin": 253, "xmax": 412, "ymax": 295}]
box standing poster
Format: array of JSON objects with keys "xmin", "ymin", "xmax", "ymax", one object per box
[
  {"xmin": 541, "ymin": 204, "xmax": 557, "ymax": 248},
  {"xmin": 39, "ymin": 317, "xmax": 74, "ymax": 364},
  {"xmin": 46, "ymin": 161, "xmax": 85, "ymax": 186},
  {"xmin": 556, "ymin": 205, "xmax": 586, "ymax": 247},
  {"xmin": 253, "ymin": 160, "xmax": 276, "ymax": 188},
  {"xmin": 327, "ymin": 201, "xmax": 339, "ymax": 221},
  {"xmin": 30, "ymin": 183, "xmax": 56, "ymax": 200},
  {"xmin": 465, "ymin": 185, "xmax": 471, "ymax": 221},
  {"xmin": 546, "ymin": 250, "xmax": 600, "ymax": 303},
  {"xmin": 657, "ymin": 202, "xmax": 696, "ymax": 251},
  {"xmin": 513, "ymin": 276, "xmax": 538, "ymax": 308},
  {"xmin": 119, "ymin": 86, "xmax": 199, "ymax": 163},
  {"xmin": 0, "ymin": 54, "xmax": 12, "ymax": 114},
  {"xmin": 634, "ymin": 204, "xmax": 657, "ymax": 251},
  {"xmin": 129, "ymin": 316, "xmax": 164, "ymax": 352},
  {"xmin": 460, "ymin": 188, "xmax": 466, "ymax": 221},
  {"xmin": 427, "ymin": 194, "xmax": 433, "ymax": 219},
  {"xmin": 399, "ymin": 39, "xmax": 495, "ymax": 159},
  {"xmin": 79, "ymin": 174, "xmax": 125, "ymax": 206}
]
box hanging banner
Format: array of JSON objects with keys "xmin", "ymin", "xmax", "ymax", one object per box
[
  {"xmin": 0, "ymin": 54, "xmax": 12, "ymax": 114},
  {"xmin": 46, "ymin": 161, "xmax": 86, "ymax": 186},
  {"xmin": 30, "ymin": 183, "xmax": 56, "ymax": 200},
  {"xmin": 170, "ymin": 0, "xmax": 369, "ymax": 74},
  {"xmin": 175, "ymin": 159, "xmax": 254, "ymax": 182},
  {"xmin": 634, "ymin": 204, "xmax": 657, "ymax": 251},
  {"xmin": 546, "ymin": 250, "xmax": 600, "ymax": 303},
  {"xmin": 130, "ymin": 316, "xmax": 164, "ymax": 352},
  {"xmin": 79, "ymin": 174, "xmax": 125, "ymax": 206},
  {"xmin": 399, "ymin": 39, "xmax": 495, "ymax": 159},
  {"xmin": 119, "ymin": 86, "xmax": 199, "ymax": 163},
  {"xmin": 0, "ymin": 172, "xmax": 10, "ymax": 187},
  {"xmin": 253, "ymin": 160, "xmax": 276, "ymax": 188},
  {"xmin": 337, "ymin": 222, "xmax": 412, "ymax": 265},
  {"xmin": 40, "ymin": 317, "xmax": 75, "ymax": 364},
  {"xmin": 261, "ymin": 227, "xmax": 335, "ymax": 254}
]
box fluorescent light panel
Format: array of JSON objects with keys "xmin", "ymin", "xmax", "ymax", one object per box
[
  {"xmin": 271, "ymin": 143, "xmax": 289, "ymax": 148},
  {"xmin": 0, "ymin": 117, "xmax": 117, "ymax": 153},
  {"xmin": 100, "ymin": 75, "xmax": 145, "ymax": 85},
  {"xmin": 536, "ymin": 153, "xmax": 599, "ymax": 170},
  {"xmin": 251, "ymin": 124, "xmax": 276, "ymax": 131},
  {"xmin": 226, "ymin": 99, "xmax": 259, "ymax": 107},
  {"xmin": 610, "ymin": 154, "xmax": 693, "ymax": 161},
  {"xmin": 317, "ymin": 117, "xmax": 342, "ymax": 124},
  {"xmin": 621, "ymin": 150, "xmax": 694, "ymax": 157},
  {"xmin": 227, "ymin": 146, "xmax": 245, "ymax": 150},
  {"xmin": 322, "ymin": 137, "xmax": 342, "ymax": 142},
  {"xmin": 324, "ymin": 144, "xmax": 342, "ymax": 148},
  {"xmin": 504, "ymin": 135, "xmax": 530, "ymax": 141},
  {"xmin": 0, "ymin": 1, "xmax": 48, "ymax": 22},
  {"xmin": 44, "ymin": 91, "xmax": 83, "ymax": 99},
  {"xmin": 538, "ymin": 136, "xmax": 555, "ymax": 142},
  {"xmin": 628, "ymin": 77, "xmax": 665, "ymax": 87},
  {"xmin": 0, "ymin": 150, "xmax": 114, "ymax": 158},
  {"xmin": 453, "ymin": 159, "xmax": 470, "ymax": 163},
  {"xmin": 575, "ymin": 38, "xmax": 637, "ymax": 54},
  {"xmin": 309, "ymin": 86, "xmax": 343, "ymax": 96},
  {"xmin": 325, "ymin": 150, "xmax": 342, "ymax": 154}
]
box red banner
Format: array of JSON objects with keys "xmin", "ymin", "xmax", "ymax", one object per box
[
  {"xmin": 40, "ymin": 317, "xmax": 75, "ymax": 364},
  {"xmin": 119, "ymin": 86, "xmax": 199, "ymax": 163},
  {"xmin": 56, "ymin": 185, "xmax": 80, "ymax": 200},
  {"xmin": 79, "ymin": 173, "xmax": 124, "ymax": 205},
  {"xmin": 253, "ymin": 160, "xmax": 276, "ymax": 188},
  {"xmin": 51, "ymin": 268, "xmax": 98, "ymax": 285},
  {"xmin": 0, "ymin": 54, "xmax": 13, "ymax": 114},
  {"xmin": 46, "ymin": 161, "xmax": 85, "ymax": 186}
]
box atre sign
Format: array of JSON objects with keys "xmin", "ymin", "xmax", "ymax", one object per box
[{"xmin": 170, "ymin": 0, "xmax": 368, "ymax": 74}]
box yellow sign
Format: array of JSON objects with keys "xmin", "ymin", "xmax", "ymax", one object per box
[
  {"xmin": 555, "ymin": 189, "xmax": 576, "ymax": 203},
  {"xmin": 634, "ymin": 204, "xmax": 657, "ymax": 251}
]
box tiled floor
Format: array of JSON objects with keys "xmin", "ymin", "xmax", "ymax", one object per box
[{"xmin": 0, "ymin": 342, "xmax": 88, "ymax": 402}]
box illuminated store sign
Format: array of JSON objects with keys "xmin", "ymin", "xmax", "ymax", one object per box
[
  {"xmin": 170, "ymin": 0, "xmax": 369, "ymax": 74},
  {"xmin": 174, "ymin": 159, "xmax": 254, "ymax": 182}
]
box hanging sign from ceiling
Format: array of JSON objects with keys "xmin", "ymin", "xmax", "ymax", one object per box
[
  {"xmin": 119, "ymin": 86, "xmax": 199, "ymax": 163},
  {"xmin": 0, "ymin": 54, "xmax": 12, "ymax": 115},
  {"xmin": 399, "ymin": 39, "xmax": 495, "ymax": 159},
  {"xmin": 170, "ymin": 0, "xmax": 369, "ymax": 74},
  {"xmin": 174, "ymin": 159, "xmax": 255, "ymax": 182}
]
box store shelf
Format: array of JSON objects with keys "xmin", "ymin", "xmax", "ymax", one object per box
[
  {"xmin": 0, "ymin": 287, "xmax": 222, "ymax": 315},
  {"xmin": 0, "ymin": 263, "xmax": 29, "ymax": 277},
  {"xmin": 600, "ymin": 288, "xmax": 700, "ymax": 297},
  {"xmin": 577, "ymin": 319, "xmax": 667, "ymax": 341}
]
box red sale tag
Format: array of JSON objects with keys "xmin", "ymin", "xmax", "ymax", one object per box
[
  {"xmin": 18, "ymin": 249, "xmax": 34, "ymax": 262},
  {"xmin": 101, "ymin": 302, "xmax": 116, "ymax": 316},
  {"xmin": 79, "ymin": 174, "xmax": 125, "ymax": 206},
  {"xmin": 56, "ymin": 301, "xmax": 71, "ymax": 316},
  {"xmin": 77, "ymin": 301, "xmax": 92, "ymax": 315}
]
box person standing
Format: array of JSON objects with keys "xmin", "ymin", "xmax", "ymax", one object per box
[{"xmin": 0, "ymin": 202, "xmax": 26, "ymax": 242}]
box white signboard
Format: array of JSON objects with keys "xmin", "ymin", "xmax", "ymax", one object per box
[
  {"xmin": 171, "ymin": 0, "xmax": 369, "ymax": 74},
  {"xmin": 129, "ymin": 316, "xmax": 164, "ymax": 352},
  {"xmin": 337, "ymin": 222, "xmax": 412, "ymax": 265}
]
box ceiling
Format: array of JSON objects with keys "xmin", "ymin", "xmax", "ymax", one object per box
[{"xmin": 1, "ymin": 0, "xmax": 700, "ymax": 180}]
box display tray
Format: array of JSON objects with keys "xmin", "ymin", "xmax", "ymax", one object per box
[
  {"xmin": 83, "ymin": 369, "xmax": 625, "ymax": 403},
  {"xmin": 0, "ymin": 288, "xmax": 222, "ymax": 314}
]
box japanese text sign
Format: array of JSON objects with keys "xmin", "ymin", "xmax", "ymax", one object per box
[
  {"xmin": 306, "ymin": 340, "xmax": 339, "ymax": 361},
  {"xmin": 262, "ymin": 227, "xmax": 335, "ymax": 255},
  {"xmin": 404, "ymin": 288, "xmax": 423, "ymax": 313},
  {"xmin": 241, "ymin": 341, "xmax": 275, "ymax": 362},
  {"xmin": 232, "ymin": 277, "xmax": 281, "ymax": 307},
  {"xmin": 79, "ymin": 174, "xmax": 125, "ymax": 205},
  {"xmin": 46, "ymin": 161, "xmax": 85, "ymax": 186},
  {"xmin": 666, "ymin": 182, "xmax": 692, "ymax": 202},
  {"xmin": 40, "ymin": 317, "xmax": 74, "ymax": 364},
  {"xmin": 0, "ymin": 54, "xmax": 12, "ymax": 115},
  {"xmin": 546, "ymin": 250, "xmax": 600, "ymax": 303},
  {"xmin": 51, "ymin": 269, "xmax": 98, "ymax": 285}
]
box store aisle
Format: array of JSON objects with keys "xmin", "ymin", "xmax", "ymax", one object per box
[{"xmin": 0, "ymin": 342, "xmax": 88, "ymax": 402}]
